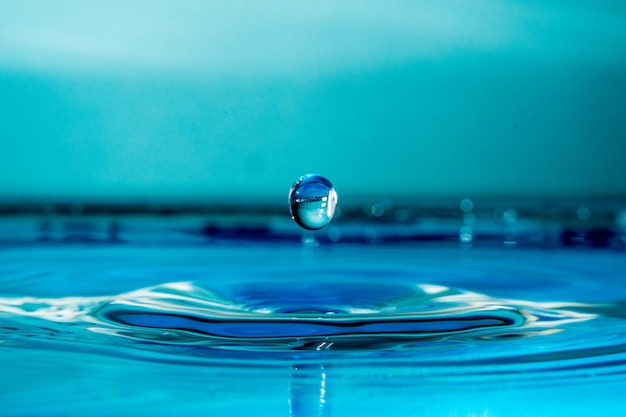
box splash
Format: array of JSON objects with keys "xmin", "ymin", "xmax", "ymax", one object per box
[{"xmin": 0, "ymin": 281, "xmax": 593, "ymax": 354}]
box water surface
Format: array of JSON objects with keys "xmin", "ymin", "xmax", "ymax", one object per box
[{"xmin": 1, "ymin": 234, "xmax": 626, "ymax": 416}]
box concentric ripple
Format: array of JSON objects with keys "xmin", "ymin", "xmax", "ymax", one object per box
[{"xmin": 0, "ymin": 281, "xmax": 593, "ymax": 354}]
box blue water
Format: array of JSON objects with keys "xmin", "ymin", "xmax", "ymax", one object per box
[{"xmin": 1, "ymin": 217, "xmax": 626, "ymax": 416}]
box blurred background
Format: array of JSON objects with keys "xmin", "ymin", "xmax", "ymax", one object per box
[{"xmin": 1, "ymin": 0, "xmax": 625, "ymax": 206}]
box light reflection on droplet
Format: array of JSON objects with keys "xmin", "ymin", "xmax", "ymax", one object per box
[{"xmin": 288, "ymin": 174, "xmax": 338, "ymax": 230}]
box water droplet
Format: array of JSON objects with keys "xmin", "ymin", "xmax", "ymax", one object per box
[
  {"xmin": 460, "ymin": 198, "xmax": 474, "ymax": 213},
  {"xmin": 463, "ymin": 212, "xmax": 476, "ymax": 225},
  {"xmin": 577, "ymin": 207, "xmax": 591, "ymax": 221},
  {"xmin": 504, "ymin": 209, "xmax": 518, "ymax": 224},
  {"xmin": 327, "ymin": 226, "xmax": 341, "ymax": 242},
  {"xmin": 459, "ymin": 226, "xmax": 473, "ymax": 246},
  {"xmin": 395, "ymin": 209, "xmax": 410, "ymax": 222},
  {"xmin": 370, "ymin": 204, "xmax": 385, "ymax": 217},
  {"xmin": 288, "ymin": 174, "xmax": 338, "ymax": 230}
]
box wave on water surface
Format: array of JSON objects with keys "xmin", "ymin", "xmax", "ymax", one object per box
[{"xmin": 0, "ymin": 281, "xmax": 595, "ymax": 356}]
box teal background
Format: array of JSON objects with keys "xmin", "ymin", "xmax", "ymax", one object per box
[{"xmin": 1, "ymin": 1, "xmax": 625, "ymax": 202}]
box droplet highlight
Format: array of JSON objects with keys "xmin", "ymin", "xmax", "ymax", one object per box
[{"xmin": 288, "ymin": 174, "xmax": 338, "ymax": 230}]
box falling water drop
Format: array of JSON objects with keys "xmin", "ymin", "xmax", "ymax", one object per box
[{"xmin": 288, "ymin": 174, "xmax": 338, "ymax": 230}]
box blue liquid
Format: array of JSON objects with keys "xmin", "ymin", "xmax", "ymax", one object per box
[
  {"xmin": 1, "ymin": 220, "xmax": 626, "ymax": 416},
  {"xmin": 0, "ymin": 280, "xmax": 593, "ymax": 355},
  {"xmin": 288, "ymin": 174, "xmax": 338, "ymax": 230}
]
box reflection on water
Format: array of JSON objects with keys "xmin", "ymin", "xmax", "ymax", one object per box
[
  {"xmin": 0, "ymin": 205, "xmax": 625, "ymax": 416},
  {"xmin": 0, "ymin": 277, "xmax": 606, "ymax": 416},
  {"xmin": 0, "ymin": 280, "xmax": 595, "ymax": 358},
  {"xmin": 289, "ymin": 364, "xmax": 328, "ymax": 417}
]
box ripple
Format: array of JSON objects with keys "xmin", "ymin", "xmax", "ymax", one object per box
[{"xmin": 0, "ymin": 281, "xmax": 594, "ymax": 356}]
